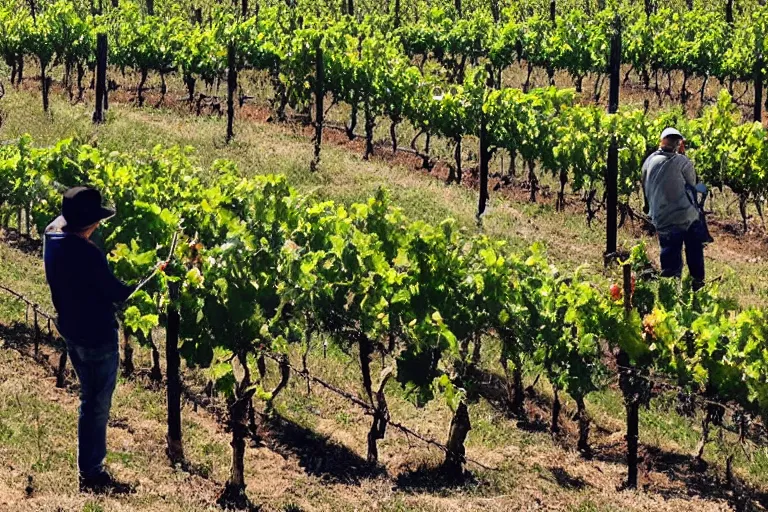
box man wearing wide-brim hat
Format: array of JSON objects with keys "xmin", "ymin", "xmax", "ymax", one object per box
[
  {"xmin": 642, "ymin": 128, "xmax": 710, "ymax": 291},
  {"xmin": 43, "ymin": 186, "xmax": 134, "ymax": 494}
]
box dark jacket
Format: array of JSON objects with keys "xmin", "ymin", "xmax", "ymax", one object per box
[{"xmin": 43, "ymin": 216, "xmax": 134, "ymax": 347}]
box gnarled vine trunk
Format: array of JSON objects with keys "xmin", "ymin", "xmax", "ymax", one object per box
[
  {"xmin": 550, "ymin": 387, "xmax": 561, "ymax": 434},
  {"xmin": 363, "ymin": 99, "xmax": 374, "ymax": 159},
  {"xmin": 359, "ymin": 336, "xmax": 374, "ymax": 403},
  {"xmin": 218, "ymin": 383, "xmax": 255, "ymax": 510},
  {"xmin": 121, "ymin": 327, "xmax": 135, "ymax": 378},
  {"xmin": 366, "ymin": 367, "xmax": 392, "ymax": 464},
  {"xmin": 523, "ymin": 63, "xmax": 533, "ymax": 92},
  {"xmin": 470, "ymin": 333, "xmax": 482, "ymax": 365},
  {"xmin": 137, "ymin": 68, "xmax": 148, "ymax": 107},
  {"xmin": 269, "ymin": 68, "xmax": 288, "ymax": 122},
  {"xmin": 147, "ymin": 331, "xmax": 162, "ymax": 383},
  {"xmin": 739, "ymin": 193, "xmax": 749, "ymax": 233},
  {"xmin": 76, "ymin": 62, "xmax": 85, "ymax": 101},
  {"xmin": 256, "ymin": 353, "xmax": 267, "ymax": 380},
  {"xmin": 443, "ymin": 400, "xmax": 471, "ymax": 476},
  {"xmin": 346, "ymin": 98, "xmax": 358, "ymax": 139},
  {"xmin": 157, "ymin": 72, "xmax": 167, "ymax": 107},
  {"xmin": 390, "ymin": 117, "xmax": 399, "ymax": 154},
  {"xmin": 184, "ymin": 74, "xmax": 196, "ymax": 103},
  {"xmin": 528, "ymin": 160, "xmax": 538, "ymax": 203},
  {"xmin": 694, "ymin": 392, "xmax": 724, "ymax": 466},
  {"xmin": 40, "ymin": 59, "xmax": 50, "ymax": 113},
  {"xmin": 16, "ymin": 55, "xmax": 23, "ymax": 86},
  {"xmin": 512, "ymin": 363, "xmax": 525, "ymax": 416},
  {"xmin": 448, "ymin": 138, "xmax": 462, "ymax": 184},
  {"xmin": 310, "ymin": 40, "xmax": 323, "ymax": 172},
  {"xmin": 557, "ymin": 168, "xmax": 567, "ymax": 211},
  {"xmin": 266, "ymin": 354, "xmax": 290, "ymax": 414},
  {"xmin": 56, "ymin": 341, "xmax": 68, "ymax": 388},
  {"xmin": 575, "ymin": 395, "xmax": 590, "ymax": 456}
]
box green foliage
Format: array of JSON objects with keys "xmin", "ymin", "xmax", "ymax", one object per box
[{"xmin": 4, "ymin": 0, "xmax": 768, "ymax": 207}]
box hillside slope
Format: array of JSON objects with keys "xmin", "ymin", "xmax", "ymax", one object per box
[
  {"xmin": 0, "ymin": 88, "xmax": 766, "ymax": 307},
  {"xmin": 0, "ymin": 232, "xmax": 750, "ymax": 512}
]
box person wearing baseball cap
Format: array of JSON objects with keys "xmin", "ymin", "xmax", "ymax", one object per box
[
  {"xmin": 641, "ymin": 128, "xmax": 710, "ymax": 290},
  {"xmin": 43, "ymin": 186, "xmax": 135, "ymax": 494}
]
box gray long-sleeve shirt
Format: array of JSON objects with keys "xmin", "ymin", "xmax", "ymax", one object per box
[{"xmin": 641, "ymin": 150, "xmax": 700, "ymax": 234}]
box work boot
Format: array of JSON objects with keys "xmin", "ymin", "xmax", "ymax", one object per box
[{"xmin": 79, "ymin": 471, "xmax": 133, "ymax": 495}]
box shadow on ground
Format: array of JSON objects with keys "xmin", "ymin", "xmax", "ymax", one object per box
[
  {"xmin": 263, "ymin": 413, "xmax": 385, "ymax": 485},
  {"xmin": 1, "ymin": 229, "xmax": 42, "ymax": 256},
  {"xmin": 0, "ymin": 321, "xmax": 71, "ymax": 381},
  {"xmin": 395, "ymin": 463, "xmax": 479, "ymax": 493},
  {"xmin": 465, "ymin": 363, "xmax": 768, "ymax": 510},
  {"xmin": 463, "ymin": 365, "xmax": 556, "ymax": 433},
  {"xmin": 548, "ymin": 466, "xmax": 589, "ymax": 490},
  {"xmin": 591, "ymin": 440, "xmax": 768, "ymax": 510}
]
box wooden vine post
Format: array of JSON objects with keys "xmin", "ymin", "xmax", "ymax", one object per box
[
  {"xmin": 226, "ymin": 42, "xmax": 237, "ymax": 144},
  {"xmin": 165, "ymin": 279, "xmax": 184, "ymax": 464},
  {"xmin": 28, "ymin": 1, "xmax": 52, "ymax": 115},
  {"xmin": 755, "ymin": 22, "xmax": 764, "ymax": 124},
  {"xmin": 310, "ymin": 38, "xmax": 324, "ymax": 172},
  {"xmin": 604, "ymin": 15, "xmax": 621, "ymax": 261},
  {"xmin": 393, "ymin": 0, "xmax": 401, "ymax": 27},
  {"xmin": 478, "ymin": 67, "xmax": 493, "ymax": 221},
  {"xmin": 478, "ymin": 107, "xmax": 490, "ymax": 220},
  {"xmin": 40, "ymin": 62, "xmax": 50, "ymax": 113},
  {"xmin": 93, "ymin": 33, "xmax": 108, "ymax": 124},
  {"xmin": 618, "ymin": 261, "xmax": 639, "ymax": 489},
  {"xmin": 55, "ymin": 336, "xmax": 68, "ymax": 388},
  {"xmin": 620, "ymin": 263, "xmax": 640, "ymax": 489},
  {"xmin": 33, "ymin": 309, "xmax": 40, "ymax": 357}
]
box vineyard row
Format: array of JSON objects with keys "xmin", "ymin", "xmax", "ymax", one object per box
[
  {"xmin": 2, "ymin": 2, "xmax": 768, "ymax": 231},
  {"xmin": 2, "ymin": 135, "xmax": 768, "ymax": 496}
]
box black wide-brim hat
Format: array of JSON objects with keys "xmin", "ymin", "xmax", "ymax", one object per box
[{"xmin": 61, "ymin": 186, "xmax": 115, "ymax": 231}]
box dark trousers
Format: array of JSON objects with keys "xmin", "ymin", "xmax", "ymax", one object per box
[
  {"xmin": 66, "ymin": 333, "xmax": 119, "ymax": 479},
  {"xmin": 658, "ymin": 221, "xmax": 706, "ymax": 290}
]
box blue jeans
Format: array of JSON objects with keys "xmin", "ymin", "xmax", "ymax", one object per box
[
  {"xmin": 66, "ymin": 334, "xmax": 119, "ymax": 479},
  {"xmin": 659, "ymin": 221, "xmax": 706, "ymax": 290}
]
